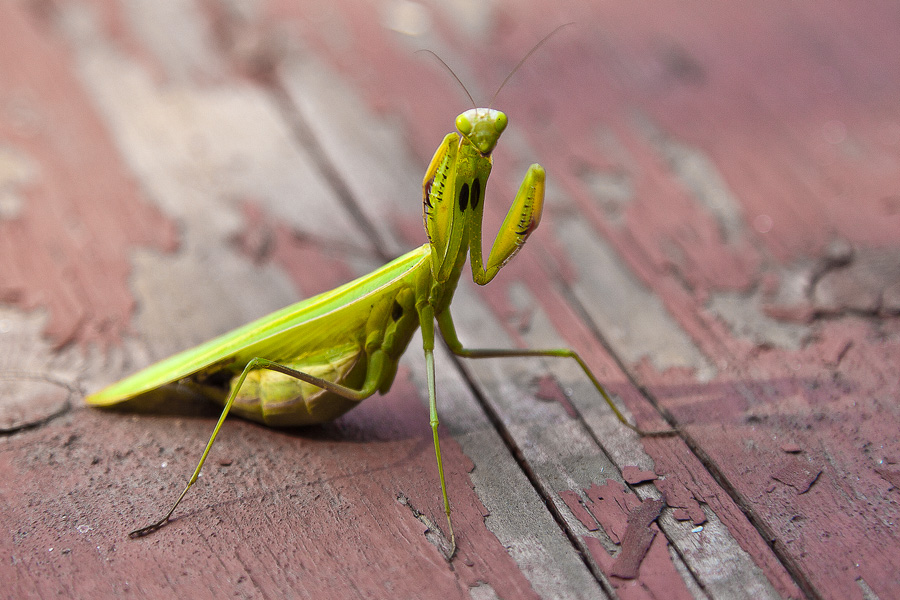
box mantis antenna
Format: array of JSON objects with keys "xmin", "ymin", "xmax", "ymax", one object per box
[
  {"xmin": 416, "ymin": 49, "xmax": 477, "ymax": 109},
  {"xmin": 490, "ymin": 23, "xmax": 574, "ymax": 107},
  {"xmin": 418, "ymin": 23, "xmax": 573, "ymax": 109}
]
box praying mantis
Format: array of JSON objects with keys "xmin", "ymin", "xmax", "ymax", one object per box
[{"xmin": 86, "ymin": 28, "xmax": 661, "ymax": 556}]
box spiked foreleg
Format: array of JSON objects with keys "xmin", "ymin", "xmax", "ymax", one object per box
[{"xmin": 469, "ymin": 164, "xmax": 545, "ymax": 285}]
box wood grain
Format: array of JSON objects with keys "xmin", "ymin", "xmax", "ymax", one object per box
[{"xmin": 2, "ymin": 1, "xmax": 898, "ymax": 598}]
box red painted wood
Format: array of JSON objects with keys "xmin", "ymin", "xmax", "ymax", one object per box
[
  {"xmin": 2, "ymin": 0, "xmax": 899, "ymax": 597},
  {"xmin": 1, "ymin": 375, "xmax": 539, "ymax": 598},
  {"xmin": 0, "ymin": 3, "xmax": 178, "ymax": 349}
]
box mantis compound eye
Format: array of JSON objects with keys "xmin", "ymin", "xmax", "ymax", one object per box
[
  {"xmin": 493, "ymin": 111, "xmax": 508, "ymax": 133},
  {"xmin": 455, "ymin": 113, "xmax": 473, "ymax": 136}
]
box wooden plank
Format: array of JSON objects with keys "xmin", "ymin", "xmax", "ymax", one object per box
[
  {"xmin": 2, "ymin": 1, "xmax": 899, "ymax": 599},
  {"xmin": 519, "ymin": 4, "xmax": 900, "ymax": 598},
  {"xmin": 1, "ymin": 1, "xmax": 601, "ymax": 598}
]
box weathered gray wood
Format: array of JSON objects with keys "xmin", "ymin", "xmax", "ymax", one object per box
[{"xmin": 5, "ymin": 1, "xmax": 900, "ymax": 598}]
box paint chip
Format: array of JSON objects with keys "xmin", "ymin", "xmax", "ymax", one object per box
[
  {"xmin": 622, "ymin": 466, "xmax": 658, "ymax": 484},
  {"xmin": 559, "ymin": 489, "xmax": 599, "ymax": 531},
  {"xmin": 582, "ymin": 481, "xmax": 640, "ymax": 543},
  {"xmin": 671, "ymin": 508, "xmax": 693, "ymax": 521},
  {"xmin": 655, "ymin": 477, "xmax": 706, "ymax": 525},
  {"xmin": 609, "ymin": 498, "xmax": 665, "ymax": 579},
  {"xmin": 874, "ymin": 467, "xmax": 900, "ymax": 489},
  {"xmin": 771, "ymin": 458, "xmax": 822, "ymax": 494}
]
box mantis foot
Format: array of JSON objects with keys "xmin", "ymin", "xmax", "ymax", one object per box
[{"xmin": 129, "ymin": 516, "xmax": 171, "ymax": 538}]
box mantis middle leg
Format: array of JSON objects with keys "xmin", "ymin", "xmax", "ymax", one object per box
[
  {"xmin": 417, "ymin": 302, "xmax": 456, "ymax": 558},
  {"xmin": 436, "ymin": 310, "xmax": 675, "ymax": 436}
]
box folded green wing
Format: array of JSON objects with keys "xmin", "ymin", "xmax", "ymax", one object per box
[{"xmin": 86, "ymin": 245, "xmax": 430, "ymax": 406}]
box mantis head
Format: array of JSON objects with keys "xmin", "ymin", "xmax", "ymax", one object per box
[{"xmin": 455, "ymin": 109, "xmax": 508, "ymax": 156}]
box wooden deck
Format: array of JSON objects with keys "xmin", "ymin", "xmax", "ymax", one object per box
[{"xmin": 2, "ymin": 2, "xmax": 898, "ymax": 598}]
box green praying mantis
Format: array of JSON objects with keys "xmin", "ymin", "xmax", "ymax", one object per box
[{"xmin": 86, "ymin": 28, "xmax": 665, "ymax": 556}]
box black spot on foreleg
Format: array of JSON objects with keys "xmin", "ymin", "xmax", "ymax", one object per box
[{"xmin": 458, "ymin": 183, "xmax": 469, "ymax": 211}]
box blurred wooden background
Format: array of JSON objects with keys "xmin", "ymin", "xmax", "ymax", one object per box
[{"xmin": 2, "ymin": 1, "xmax": 898, "ymax": 598}]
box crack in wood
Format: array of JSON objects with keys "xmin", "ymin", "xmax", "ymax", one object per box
[{"xmin": 396, "ymin": 492, "xmax": 454, "ymax": 561}]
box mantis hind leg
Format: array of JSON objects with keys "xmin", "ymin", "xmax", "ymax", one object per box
[{"xmin": 130, "ymin": 354, "xmax": 388, "ymax": 538}]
